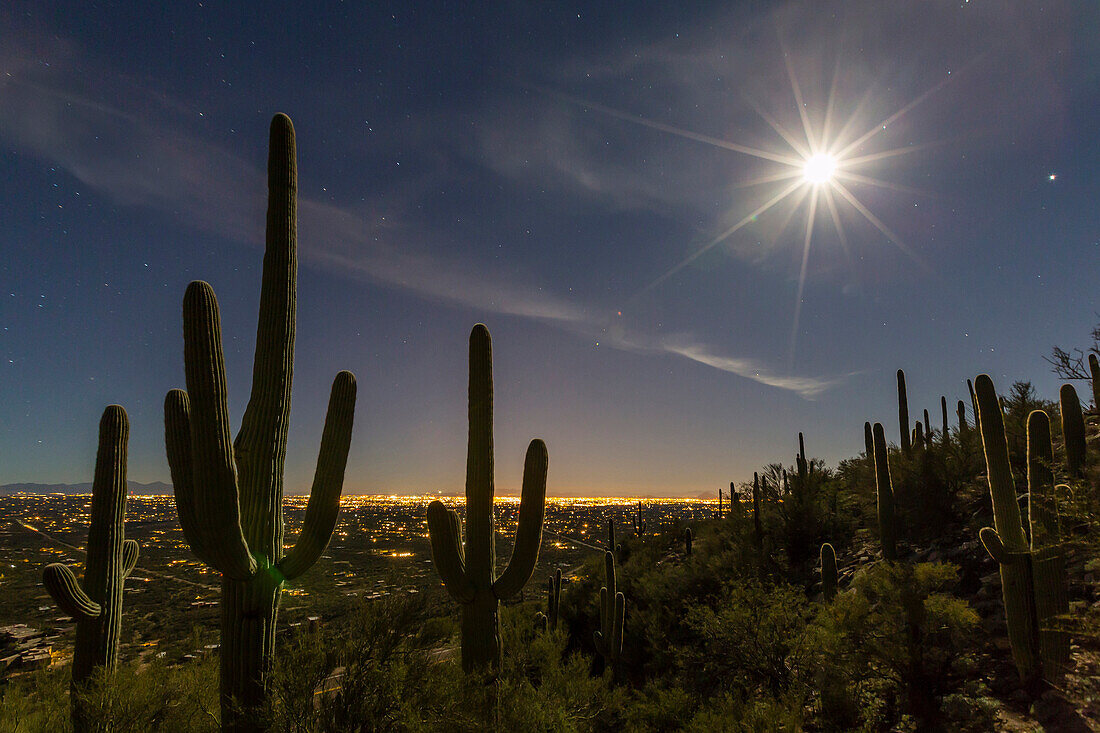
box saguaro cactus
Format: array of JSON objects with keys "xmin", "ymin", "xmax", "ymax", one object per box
[
  {"xmin": 607, "ymin": 516, "xmax": 621, "ymax": 559},
  {"xmin": 43, "ymin": 406, "xmax": 139, "ymax": 729},
  {"xmin": 752, "ymin": 471, "xmax": 763, "ymax": 550},
  {"xmin": 1090, "ymin": 353, "xmax": 1099, "ymax": 409},
  {"xmin": 820, "ymin": 542, "xmax": 837, "ymax": 601},
  {"xmin": 593, "ymin": 550, "xmax": 624, "ymax": 674},
  {"xmin": 957, "ymin": 400, "xmax": 968, "ymax": 435},
  {"xmin": 684, "ymin": 527, "xmax": 693, "ymax": 557},
  {"xmin": 547, "ymin": 568, "xmax": 562, "ymax": 630},
  {"xmin": 729, "ymin": 481, "xmax": 739, "ymax": 514},
  {"xmin": 941, "ymin": 396, "xmax": 949, "ymax": 445},
  {"xmin": 631, "ymin": 500, "xmax": 647, "ymax": 536},
  {"xmin": 898, "ymin": 369, "xmax": 911, "ymax": 454},
  {"xmin": 164, "ymin": 114, "xmax": 357, "ymax": 731},
  {"xmin": 872, "ymin": 422, "xmax": 897, "ymax": 561},
  {"xmin": 1060, "ymin": 384, "xmax": 1086, "ymax": 477},
  {"xmin": 1026, "ymin": 411, "xmax": 1071, "ymax": 679},
  {"xmin": 968, "ymin": 378, "xmax": 979, "ymax": 431},
  {"xmin": 974, "ymin": 375, "xmax": 1039, "ymax": 681},
  {"xmin": 716, "ymin": 486, "xmax": 722, "ymax": 519},
  {"xmin": 864, "ymin": 422, "xmax": 874, "ymax": 463},
  {"xmin": 426, "ymin": 324, "xmax": 548, "ymax": 673}
]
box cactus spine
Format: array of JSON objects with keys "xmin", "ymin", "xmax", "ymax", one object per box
[
  {"xmin": 547, "ymin": 568, "xmax": 562, "ymax": 630},
  {"xmin": 164, "ymin": 114, "xmax": 357, "ymax": 732},
  {"xmin": 820, "ymin": 542, "xmax": 837, "ymax": 601},
  {"xmin": 898, "ymin": 369, "xmax": 911, "ymax": 454},
  {"xmin": 43, "ymin": 406, "xmax": 139, "ymax": 730},
  {"xmin": 426, "ymin": 324, "xmax": 548, "ymax": 673},
  {"xmin": 593, "ymin": 550, "xmax": 624, "ymax": 674},
  {"xmin": 1060, "ymin": 384, "xmax": 1086, "ymax": 477},
  {"xmin": 872, "ymin": 423, "xmax": 897, "ymax": 561},
  {"xmin": 974, "ymin": 375, "xmax": 1039, "ymax": 681}
]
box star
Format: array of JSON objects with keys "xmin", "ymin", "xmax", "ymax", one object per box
[{"xmin": 1048, "ymin": 173, "xmax": 1056, "ymax": 181}]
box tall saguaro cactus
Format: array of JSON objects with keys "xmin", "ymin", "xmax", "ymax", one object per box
[
  {"xmin": 547, "ymin": 568, "xmax": 562, "ymax": 630},
  {"xmin": 872, "ymin": 422, "xmax": 897, "ymax": 561},
  {"xmin": 1060, "ymin": 384, "xmax": 1086, "ymax": 477},
  {"xmin": 164, "ymin": 114, "xmax": 357, "ymax": 732},
  {"xmin": 43, "ymin": 406, "xmax": 139, "ymax": 730},
  {"xmin": 426, "ymin": 324, "xmax": 548, "ymax": 673},
  {"xmin": 1090, "ymin": 353, "xmax": 1100, "ymax": 409},
  {"xmin": 974, "ymin": 375, "xmax": 1039, "ymax": 681},
  {"xmin": 594, "ymin": 550, "xmax": 625, "ymax": 675},
  {"xmin": 898, "ymin": 369, "xmax": 911, "ymax": 454}
]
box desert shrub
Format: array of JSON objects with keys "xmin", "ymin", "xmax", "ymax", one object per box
[{"xmin": 809, "ymin": 561, "xmax": 980, "ymax": 730}]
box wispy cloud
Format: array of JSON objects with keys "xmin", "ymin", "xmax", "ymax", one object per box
[{"xmin": 0, "ymin": 36, "xmax": 840, "ymax": 398}]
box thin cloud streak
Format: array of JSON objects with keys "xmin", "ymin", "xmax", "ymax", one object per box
[{"xmin": 0, "ymin": 47, "xmax": 841, "ymax": 399}]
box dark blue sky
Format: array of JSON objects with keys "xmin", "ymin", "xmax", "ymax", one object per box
[{"xmin": 1, "ymin": 2, "xmax": 1097, "ymax": 495}]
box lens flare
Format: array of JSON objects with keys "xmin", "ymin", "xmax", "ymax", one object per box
[{"xmin": 802, "ymin": 153, "xmax": 837, "ymax": 184}]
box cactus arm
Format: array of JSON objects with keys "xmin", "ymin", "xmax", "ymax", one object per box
[
  {"xmin": 278, "ymin": 371, "xmax": 357, "ymax": 581},
  {"xmin": 979, "ymin": 527, "xmax": 1006, "ymax": 562},
  {"xmin": 611, "ymin": 591, "xmax": 625, "ymax": 659},
  {"xmin": 121, "ymin": 540, "xmax": 140, "ymax": 578},
  {"xmin": 43, "ymin": 564, "xmax": 101, "ymax": 620},
  {"xmin": 493, "ymin": 439, "xmax": 548, "ymax": 599},
  {"xmin": 594, "ymin": 586, "xmax": 610, "ymax": 655},
  {"xmin": 164, "ymin": 389, "xmax": 217, "ymax": 568},
  {"xmin": 427, "ymin": 501, "xmax": 474, "ymax": 602},
  {"xmin": 820, "ymin": 543, "xmax": 837, "ymax": 600},
  {"xmin": 181, "ymin": 281, "xmax": 257, "ymax": 580},
  {"xmin": 448, "ymin": 509, "xmax": 465, "ymax": 563}
]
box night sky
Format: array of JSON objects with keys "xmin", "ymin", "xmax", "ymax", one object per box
[{"xmin": 1, "ymin": 2, "xmax": 1097, "ymax": 496}]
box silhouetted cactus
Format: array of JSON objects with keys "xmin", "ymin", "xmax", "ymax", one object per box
[
  {"xmin": 593, "ymin": 550, "xmax": 624, "ymax": 674},
  {"xmin": 872, "ymin": 422, "xmax": 897, "ymax": 561},
  {"xmin": 968, "ymin": 378, "xmax": 979, "ymax": 431},
  {"xmin": 797, "ymin": 432, "xmax": 808, "ymax": 481},
  {"xmin": 864, "ymin": 421, "xmax": 874, "ymax": 463},
  {"xmin": 164, "ymin": 114, "xmax": 357, "ymax": 732},
  {"xmin": 716, "ymin": 486, "xmax": 723, "ymax": 519},
  {"xmin": 974, "ymin": 375, "xmax": 1039, "ymax": 681},
  {"xmin": 820, "ymin": 542, "xmax": 837, "ymax": 601},
  {"xmin": 913, "ymin": 421, "xmax": 925, "ymax": 451},
  {"xmin": 1026, "ymin": 410, "xmax": 1071, "ymax": 680},
  {"xmin": 547, "ymin": 568, "xmax": 561, "ymax": 630},
  {"xmin": 427, "ymin": 324, "xmax": 548, "ymax": 673},
  {"xmin": 631, "ymin": 500, "xmax": 647, "ymax": 536},
  {"xmin": 941, "ymin": 396, "xmax": 949, "ymax": 445},
  {"xmin": 898, "ymin": 369, "xmax": 911, "ymax": 454},
  {"xmin": 1090, "ymin": 353, "xmax": 1099, "ymax": 409},
  {"xmin": 684, "ymin": 527, "xmax": 693, "ymax": 557},
  {"xmin": 752, "ymin": 471, "xmax": 763, "ymax": 550},
  {"xmin": 957, "ymin": 400, "xmax": 968, "ymax": 435},
  {"xmin": 43, "ymin": 406, "xmax": 139, "ymax": 730},
  {"xmin": 1060, "ymin": 384, "xmax": 1086, "ymax": 477},
  {"xmin": 729, "ymin": 481, "xmax": 739, "ymax": 514},
  {"xmin": 606, "ymin": 516, "xmax": 622, "ymax": 559}
]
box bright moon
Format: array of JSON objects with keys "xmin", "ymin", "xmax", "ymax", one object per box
[{"xmin": 803, "ymin": 153, "xmax": 837, "ymax": 184}]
